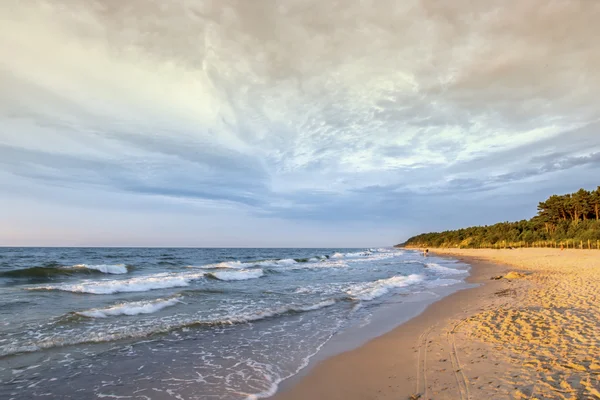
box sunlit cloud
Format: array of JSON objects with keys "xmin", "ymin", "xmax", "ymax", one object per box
[{"xmin": 1, "ymin": 0, "xmax": 599, "ymax": 246}]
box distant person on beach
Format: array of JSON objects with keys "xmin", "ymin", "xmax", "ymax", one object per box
[{"xmin": 423, "ymin": 249, "xmax": 429, "ymax": 257}]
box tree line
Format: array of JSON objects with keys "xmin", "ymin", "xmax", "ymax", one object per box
[{"xmin": 401, "ymin": 187, "xmax": 600, "ymax": 249}]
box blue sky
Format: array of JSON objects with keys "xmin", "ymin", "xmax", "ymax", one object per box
[{"xmin": 1, "ymin": 0, "xmax": 599, "ymax": 247}]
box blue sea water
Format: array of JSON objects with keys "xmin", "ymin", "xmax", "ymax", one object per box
[{"xmin": 0, "ymin": 247, "xmax": 469, "ymax": 399}]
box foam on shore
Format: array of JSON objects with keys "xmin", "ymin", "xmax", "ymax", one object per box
[{"xmin": 346, "ymin": 274, "xmax": 424, "ymax": 301}]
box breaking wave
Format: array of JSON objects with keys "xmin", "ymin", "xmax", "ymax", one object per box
[
  {"xmin": 346, "ymin": 274, "xmax": 424, "ymax": 301},
  {"xmin": 72, "ymin": 264, "xmax": 128, "ymax": 274},
  {"xmin": 0, "ymin": 299, "xmax": 337, "ymax": 357},
  {"xmin": 207, "ymin": 269, "xmax": 264, "ymax": 281},
  {"xmin": 342, "ymin": 251, "xmax": 373, "ymax": 258},
  {"xmin": 190, "ymin": 261, "xmax": 244, "ymax": 269},
  {"xmin": 0, "ymin": 264, "xmax": 129, "ymax": 279},
  {"xmin": 29, "ymin": 272, "xmax": 206, "ymax": 294},
  {"xmin": 76, "ymin": 297, "xmax": 181, "ymax": 318},
  {"xmin": 425, "ymin": 263, "xmax": 468, "ymax": 276},
  {"xmin": 186, "ymin": 249, "xmax": 405, "ymax": 272}
]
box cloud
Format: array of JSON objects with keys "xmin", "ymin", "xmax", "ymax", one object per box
[{"xmin": 1, "ymin": 0, "xmax": 600, "ymax": 245}]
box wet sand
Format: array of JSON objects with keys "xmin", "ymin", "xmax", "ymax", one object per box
[{"xmin": 272, "ymin": 249, "xmax": 600, "ymax": 400}]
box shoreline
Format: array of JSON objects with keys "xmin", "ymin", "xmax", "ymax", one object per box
[
  {"xmin": 272, "ymin": 248, "xmax": 600, "ymax": 399},
  {"xmin": 272, "ymin": 251, "xmax": 511, "ymax": 400},
  {"xmin": 274, "ymin": 264, "xmax": 473, "ymax": 395}
]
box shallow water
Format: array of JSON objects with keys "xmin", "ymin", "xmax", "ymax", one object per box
[{"xmin": 0, "ymin": 247, "xmax": 469, "ymax": 399}]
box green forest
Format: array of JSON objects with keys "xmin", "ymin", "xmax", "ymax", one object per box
[{"xmin": 402, "ymin": 187, "xmax": 600, "ymax": 249}]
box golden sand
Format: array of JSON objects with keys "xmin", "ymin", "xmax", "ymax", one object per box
[
  {"xmin": 273, "ymin": 249, "xmax": 600, "ymax": 400},
  {"xmin": 432, "ymin": 248, "xmax": 600, "ymax": 399}
]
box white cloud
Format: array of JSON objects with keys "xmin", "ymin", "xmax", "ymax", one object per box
[{"xmin": 1, "ymin": 0, "xmax": 599, "ymax": 245}]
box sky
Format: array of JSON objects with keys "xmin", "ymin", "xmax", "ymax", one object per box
[{"xmin": 1, "ymin": 0, "xmax": 599, "ymax": 247}]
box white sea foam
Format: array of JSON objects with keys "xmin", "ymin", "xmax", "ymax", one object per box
[
  {"xmin": 371, "ymin": 248, "xmax": 405, "ymax": 257},
  {"xmin": 275, "ymin": 258, "xmax": 298, "ymax": 266},
  {"xmin": 344, "ymin": 253, "xmax": 397, "ymax": 263},
  {"xmin": 77, "ymin": 298, "xmax": 181, "ymax": 318},
  {"xmin": 343, "ymin": 251, "xmax": 373, "ymax": 258},
  {"xmin": 217, "ymin": 299, "xmax": 336, "ymax": 324},
  {"xmin": 322, "ymin": 250, "xmax": 401, "ymax": 263},
  {"xmin": 209, "ymin": 269, "xmax": 264, "ymax": 281},
  {"xmin": 191, "ymin": 261, "xmax": 244, "ymax": 269},
  {"xmin": 248, "ymin": 257, "xmax": 346, "ymax": 270},
  {"xmin": 249, "ymin": 258, "xmax": 298, "ymax": 268},
  {"xmin": 301, "ymin": 260, "xmax": 348, "ymax": 269},
  {"xmin": 278, "ymin": 259, "xmax": 349, "ymax": 271},
  {"xmin": 72, "ymin": 264, "xmax": 128, "ymax": 274},
  {"xmin": 245, "ymin": 300, "xmax": 342, "ymax": 400},
  {"xmin": 292, "ymin": 299, "xmax": 336, "ymax": 311},
  {"xmin": 346, "ymin": 274, "xmax": 424, "ymax": 301},
  {"xmin": 0, "ymin": 299, "xmax": 338, "ymax": 357},
  {"xmin": 425, "ymin": 263, "xmax": 468, "ymax": 276},
  {"xmin": 29, "ymin": 272, "xmax": 206, "ymax": 294}
]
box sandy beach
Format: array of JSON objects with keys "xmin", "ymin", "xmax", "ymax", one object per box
[{"xmin": 273, "ymin": 248, "xmax": 600, "ymax": 400}]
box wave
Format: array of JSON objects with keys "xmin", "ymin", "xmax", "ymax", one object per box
[
  {"xmin": 72, "ymin": 264, "xmax": 128, "ymax": 274},
  {"xmin": 296, "ymin": 260, "xmax": 349, "ymax": 270},
  {"xmin": 187, "ymin": 249, "xmax": 402, "ymax": 272},
  {"xmin": 346, "ymin": 274, "xmax": 424, "ymax": 301},
  {"xmin": 76, "ymin": 298, "xmax": 181, "ymax": 318},
  {"xmin": 292, "ymin": 258, "xmax": 317, "ymax": 263},
  {"xmin": 0, "ymin": 299, "xmax": 337, "ymax": 357},
  {"xmin": 271, "ymin": 258, "xmax": 298, "ymax": 266},
  {"xmin": 0, "ymin": 266, "xmax": 80, "ymax": 278},
  {"xmin": 425, "ymin": 263, "xmax": 468, "ymax": 276},
  {"xmin": 245, "ymin": 257, "xmax": 350, "ymax": 271},
  {"xmin": 373, "ymin": 247, "xmax": 402, "ymax": 253},
  {"xmin": 323, "ymin": 250, "xmax": 402, "ymax": 263},
  {"xmin": 294, "ymin": 287, "xmax": 311, "ymax": 294},
  {"xmin": 290, "ymin": 299, "xmax": 336, "ymax": 311},
  {"xmin": 247, "ymin": 258, "xmax": 298, "ymax": 267},
  {"xmin": 342, "ymin": 251, "xmax": 373, "ymax": 258},
  {"xmin": 207, "ymin": 269, "xmax": 264, "ymax": 281},
  {"xmin": 191, "ymin": 261, "xmax": 244, "ymax": 269},
  {"xmin": 0, "ymin": 264, "xmax": 128, "ymax": 279},
  {"xmin": 29, "ymin": 271, "xmax": 206, "ymax": 294},
  {"xmin": 255, "ymin": 258, "xmax": 348, "ymax": 271}
]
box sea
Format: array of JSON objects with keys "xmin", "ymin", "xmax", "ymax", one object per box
[{"xmin": 0, "ymin": 247, "xmax": 470, "ymax": 399}]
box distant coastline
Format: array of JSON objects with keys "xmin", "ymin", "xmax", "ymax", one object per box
[{"xmin": 399, "ymin": 186, "xmax": 600, "ymax": 249}]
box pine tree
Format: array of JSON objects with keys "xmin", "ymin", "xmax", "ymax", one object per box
[
  {"xmin": 591, "ymin": 186, "xmax": 600, "ymax": 221},
  {"xmin": 401, "ymin": 186, "xmax": 600, "ymax": 248},
  {"xmin": 573, "ymin": 189, "xmax": 592, "ymax": 221}
]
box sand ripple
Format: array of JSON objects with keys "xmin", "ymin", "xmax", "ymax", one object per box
[{"xmin": 437, "ymin": 249, "xmax": 600, "ymax": 400}]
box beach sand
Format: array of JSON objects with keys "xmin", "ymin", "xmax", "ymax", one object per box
[{"xmin": 272, "ymin": 249, "xmax": 600, "ymax": 400}]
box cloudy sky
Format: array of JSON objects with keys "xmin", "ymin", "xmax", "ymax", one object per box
[{"xmin": 1, "ymin": 0, "xmax": 599, "ymax": 247}]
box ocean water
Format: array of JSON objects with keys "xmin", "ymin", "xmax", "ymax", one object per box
[{"xmin": 0, "ymin": 247, "xmax": 469, "ymax": 399}]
